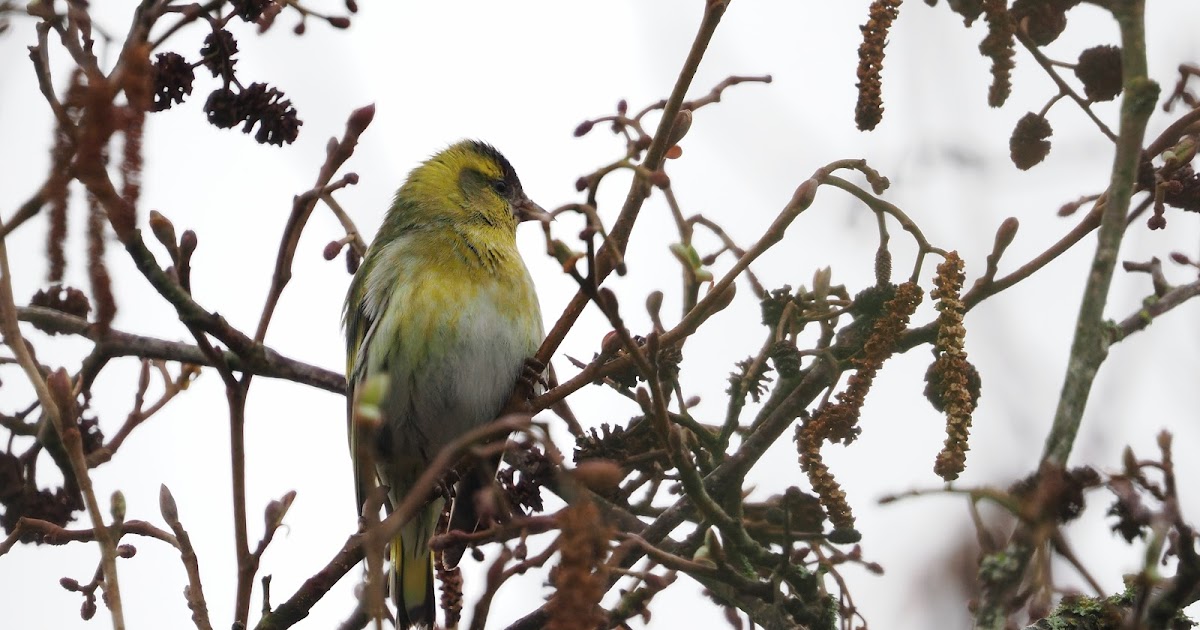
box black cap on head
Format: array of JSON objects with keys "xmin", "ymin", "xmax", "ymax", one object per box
[{"xmin": 466, "ymin": 140, "xmax": 522, "ymax": 194}]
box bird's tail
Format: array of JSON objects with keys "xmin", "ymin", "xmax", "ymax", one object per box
[{"xmin": 392, "ymin": 499, "xmax": 442, "ymax": 629}]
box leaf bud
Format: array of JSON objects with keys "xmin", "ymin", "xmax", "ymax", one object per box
[
  {"xmin": 148, "ymin": 210, "xmax": 178, "ymax": 252},
  {"xmin": 110, "ymin": 490, "xmax": 126, "ymax": 524},
  {"xmin": 179, "ymin": 230, "xmax": 198, "ymax": 259},
  {"xmin": 159, "ymin": 484, "xmax": 179, "ymax": 523},
  {"xmin": 665, "ymin": 109, "xmax": 692, "ymax": 146}
]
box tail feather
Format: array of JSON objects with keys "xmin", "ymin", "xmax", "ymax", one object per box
[
  {"xmin": 445, "ymin": 459, "xmax": 500, "ymax": 568},
  {"xmin": 392, "ymin": 501, "xmax": 441, "ymax": 629}
]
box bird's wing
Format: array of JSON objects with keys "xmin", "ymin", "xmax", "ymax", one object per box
[{"xmin": 344, "ymin": 272, "xmax": 386, "ymax": 513}]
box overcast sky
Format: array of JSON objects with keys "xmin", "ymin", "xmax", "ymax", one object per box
[{"xmin": 3, "ymin": 1, "xmax": 1200, "ymax": 628}]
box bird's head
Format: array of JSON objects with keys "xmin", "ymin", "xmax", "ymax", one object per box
[{"xmin": 401, "ymin": 140, "xmax": 549, "ymax": 232}]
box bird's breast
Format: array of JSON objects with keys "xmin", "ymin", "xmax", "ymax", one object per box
[{"xmin": 364, "ymin": 239, "xmax": 543, "ymax": 462}]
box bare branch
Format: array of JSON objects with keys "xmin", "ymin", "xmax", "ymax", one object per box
[
  {"xmin": 254, "ymin": 104, "xmax": 375, "ymax": 344},
  {"xmin": 16, "ymin": 306, "xmax": 346, "ymax": 394}
]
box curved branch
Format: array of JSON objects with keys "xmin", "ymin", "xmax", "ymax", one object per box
[{"xmin": 254, "ymin": 105, "xmax": 374, "ymax": 344}]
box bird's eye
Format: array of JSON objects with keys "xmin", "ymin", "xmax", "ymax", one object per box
[{"xmin": 491, "ymin": 180, "xmax": 509, "ymax": 196}]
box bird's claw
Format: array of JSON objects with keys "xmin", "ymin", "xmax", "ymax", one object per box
[{"xmin": 519, "ymin": 357, "xmax": 547, "ymax": 396}]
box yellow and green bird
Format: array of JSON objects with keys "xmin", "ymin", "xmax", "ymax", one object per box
[{"xmin": 343, "ymin": 140, "xmax": 546, "ymax": 628}]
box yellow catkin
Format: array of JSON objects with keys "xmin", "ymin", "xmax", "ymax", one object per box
[
  {"xmin": 547, "ymin": 500, "xmax": 611, "ymax": 630},
  {"xmin": 931, "ymin": 252, "xmax": 975, "ymax": 481}
]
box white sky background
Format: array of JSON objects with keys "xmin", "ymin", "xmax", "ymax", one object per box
[{"xmin": 2, "ymin": 1, "xmax": 1200, "ymax": 628}]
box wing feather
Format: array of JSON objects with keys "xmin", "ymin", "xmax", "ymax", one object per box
[{"xmin": 344, "ymin": 265, "xmax": 388, "ymax": 512}]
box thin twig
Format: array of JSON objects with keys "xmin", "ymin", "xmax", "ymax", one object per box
[
  {"xmin": 536, "ymin": 160, "xmax": 824, "ymax": 412},
  {"xmin": 254, "ymin": 104, "xmax": 374, "ymax": 344},
  {"xmin": 226, "ymin": 383, "xmax": 254, "ymax": 626},
  {"xmin": 0, "ymin": 235, "xmax": 125, "ymax": 629},
  {"xmin": 535, "ymin": 1, "xmax": 731, "ymax": 366},
  {"xmin": 689, "ymin": 215, "xmax": 766, "ymax": 298},
  {"xmin": 1110, "ymin": 279, "xmax": 1200, "ymax": 343},
  {"xmin": 0, "ymin": 184, "xmax": 51, "ymax": 239},
  {"xmin": 159, "ymin": 485, "xmax": 214, "ymax": 630},
  {"xmin": 321, "ymin": 193, "xmax": 368, "ymax": 258},
  {"xmin": 900, "ymin": 206, "xmax": 1104, "ymax": 352},
  {"xmin": 1015, "ymin": 29, "xmax": 1118, "ymax": 143},
  {"xmin": 26, "ymin": 22, "xmax": 74, "ymax": 133},
  {"xmin": 254, "ymin": 415, "xmax": 534, "ymax": 630},
  {"xmin": 0, "ymin": 516, "xmax": 177, "ymax": 555},
  {"xmin": 87, "ymin": 361, "xmax": 196, "ymax": 466}
]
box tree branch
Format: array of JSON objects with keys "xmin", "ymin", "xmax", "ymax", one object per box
[
  {"xmin": 536, "ymin": 0, "xmax": 731, "ymax": 366},
  {"xmin": 254, "ymin": 104, "xmax": 374, "ymax": 344},
  {"xmin": 16, "ymin": 306, "xmax": 346, "ymax": 394}
]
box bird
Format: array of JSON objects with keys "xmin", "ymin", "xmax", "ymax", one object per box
[{"xmin": 343, "ymin": 140, "xmax": 547, "ymax": 628}]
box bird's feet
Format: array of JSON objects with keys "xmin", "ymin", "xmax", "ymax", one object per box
[
  {"xmin": 519, "ymin": 357, "xmax": 547, "ymax": 396},
  {"xmin": 503, "ymin": 357, "xmax": 545, "ymax": 414}
]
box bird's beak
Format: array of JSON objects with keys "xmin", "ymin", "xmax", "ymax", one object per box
[{"xmin": 514, "ymin": 197, "xmax": 552, "ymax": 224}]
